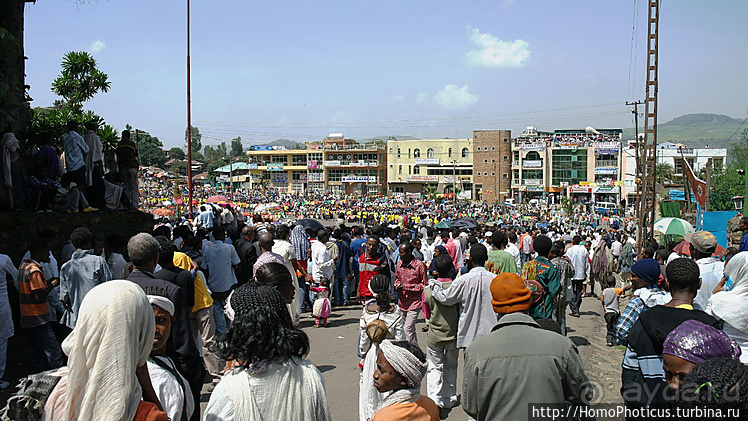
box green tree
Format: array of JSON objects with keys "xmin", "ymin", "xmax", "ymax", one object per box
[
  {"xmin": 131, "ymin": 129, "xmax": 165, "ymax": 168},
  {"xmin": 655, "ymin": 163, "xmax": 674, "ymax": 185},
  {"xmin": 703, "ymin": 131, "xmax": 748, "ymax": 210},
  {"xmin": 168, "ymin": 147, "xmax": 185, "ymax": 160},
  {"xmin": 172, "ymin": 160, "xmax": 188, "ymax": 176},
  {"xmin": 424, "ymin": 185, "xmax": 438, "ymax": 199},
  {"xmin": 217, "ymin": 141, "xmax": 228, "ymax": 158},
  {"xmin": 51, "ymin": 51, "xmax": 111, "ymax": 110},
  {"xmin": 231, "ymin": 137, "xmax": 243, "ymax": 157},
  {"xmin": 185, "ymin": 126, "xmax": 202, "ymax": 152}
]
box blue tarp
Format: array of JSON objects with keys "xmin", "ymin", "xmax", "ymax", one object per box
[{"xmin": 702, "ymin": 211, "xmax": 738, "ymax": 248}]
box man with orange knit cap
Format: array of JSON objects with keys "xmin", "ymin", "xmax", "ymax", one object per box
[{"xmin": 462, "ymin": 272, "xmax": 593, "ymax": 421}]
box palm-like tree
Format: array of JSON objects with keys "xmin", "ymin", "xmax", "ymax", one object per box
[
  {"xmin": 424, "ymin": 185, "xmax": 438, "ymax": 199},
  {"xmin": 51, "ymin": 51, "xmax": 111, "ymax": 110}
]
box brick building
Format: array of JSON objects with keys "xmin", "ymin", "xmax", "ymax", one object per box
[{"xmin": 472, "ymin": 130, "xmax": 512, "ymax": 203}]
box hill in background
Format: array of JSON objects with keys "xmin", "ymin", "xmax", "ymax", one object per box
[{"xmin": 623, "ymin": 113, "xmax": 746, "ymax": 148}]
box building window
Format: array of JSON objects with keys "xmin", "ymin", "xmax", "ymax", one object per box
[
  {"xmin": 408, "ymin": 149, "xmax": 411, "ymax": 158},
  {"xmin": 397, "ymin": 148, "xmax": 401, "ymax": 158},
  {"xmin": 503, "ymin": 138, "xmax": 509, "ymax": 143},
  {"xmin": 492, "ymin": 159, "xmax": 496, "ymax": 163},
  {"xmin": 398, "ymin": 165, "xmax": 402, "ymax": 175},
  {"xmin": 713, "ymin": 157, "xmax": 724, "ymax": 170},
  {"xmin": 502, "ymin": 174, "xmax": 508, "ymax": 178},
  {"xmin": 503, "ymin": 155, "xmax": 508, "ymax": 160},
  {"xmin": 427, "ymin": 148, "xmax": 434, "ymax": 158},
  {"xmin": 414, "ymin": 165, "xmax": 420, "ymax": 174},
  {"xmin": 492, "ymin": 146, "xmax": 496, "ymax": 151},
  {"xmin": 514, "ymin": 151, "xmax": 520, "ymax": 161},
  {"xmin": 462, "ymin": 148, "xmax": 469, "ymax": 158},
  {"xmin": 414, "ymin": 148, "xmax": 420, "ymax": 158},
  {"xmin": 292, "ymin": 154, "xmax": 306, "ymax": 165},
  {"xmin": 484, "ymin": 159, "xmax": 488, "ymax": 163},
  {"xmin": 552, "ymin": 149, "xmax": 588, "ymax": 185},
  {"xmin": 674, "ymin": 158, "xmax": 684, "ymax": 175},
  {"xmin": 271, "ymin": 155, "xmax": 287, "ymax": 163},
  {"xmin": 448, "ymin": 148, "xmax": 452, "ymax": 158},
  {"xmin": 308, "ymin": 152, "xmax": 323, "ymax": 161},
  {"xmin": 389, "ymin": 148, "xmax": 393, "ymax": 153},
  {"xmin": 408, "ymin": 165, "xmax": 411, "ymax": 175}
]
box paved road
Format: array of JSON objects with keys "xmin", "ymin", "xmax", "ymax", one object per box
[{"xmin": 200, "ymin": 294, "xmax": 625, "ymax": 420}]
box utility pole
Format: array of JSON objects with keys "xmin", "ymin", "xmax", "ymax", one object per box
[
  {"xmin": 627, "ymin": 100, "xmax": 644, "ymax": 243},
  {"xmin": 637, "ymin": 0, "xmax": 660, "ymax": 247},
  {"xmin": 186, "ymin": 0, "xmax": 194, "ymax": 215}
]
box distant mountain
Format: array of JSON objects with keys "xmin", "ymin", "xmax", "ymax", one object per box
[
  {"xmin": 252, "ymin": 138, "xmax": 305, "ymax": 149},
  {"xmin": 362, "ymin": 135, "xmax": 435, "ymax": 143},
  {"xmin": 623, "ymin": 113, "xmax": 746, "ymax": 148}
]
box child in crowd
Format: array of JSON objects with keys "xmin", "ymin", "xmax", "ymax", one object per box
[
  {"xmin": 147, "ymin": 295, "xmax": 194, "ymax": 421},
  {"xmin": 422, "ymin": 254, "xmax": 459, "ymax": 417},
  {"xmin": 371, "ymin": 340, "xmax": 438, "ymax": 421},
  {"xmin": 359, "ymin": 275, "xmax": 405, "ymax": 421},
  {"xmin": 601, "ymin": 284, "xmax": 630, "ymax": 346},
  {"xmin": 311, "ymin": 278, "xmax": 332, "ymax": 327}
]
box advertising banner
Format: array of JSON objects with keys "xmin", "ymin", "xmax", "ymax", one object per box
[
  {"xmin": 407, "ymin": 175, "xmax": 439, "ymax": 182},
  {"xmin": 342, "ymin": 176, "xmax": 376, "ymax": 183},
  {"xmin": 415, "ymin": 158, "xmax": 440, "ymax": 165},
  {"xmin": 267, "ymin": 163, "xmax": 284, "ymax": 171},
  {"xmin": 523, "ymin": 160, "xmax": 542, "ymax": 168}
]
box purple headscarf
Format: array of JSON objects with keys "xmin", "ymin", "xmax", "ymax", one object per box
[{"xmin": 663, "ymin": 320, "xmax": 741, "ymax": 364}]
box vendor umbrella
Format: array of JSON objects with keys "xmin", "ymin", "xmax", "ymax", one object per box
[
  {"xmin": 207, "ymin": 195, "xmax": 230, "ymax": 203},
  {"xmin": 653, "ymin": 217, "xmax": 695, "ymax": 239},
  {"xmin": 434, "ymin": 220, "xmax": 453, "ymax": 229},
  {"xmin": 673, "ymin": 240, "xmax": 727, "ymax": 258},
  {"xmin": 295, "ymin": 218, "xmax": 325, "ymax": 231},
  {"xmin": 152, "ymin": 208, "xmax": 174, "ymax": 217}
]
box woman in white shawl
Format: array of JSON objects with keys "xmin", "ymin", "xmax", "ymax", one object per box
[
  {"xmin": 204, "ymin": 283, "xmax": 331, "ymax": 421},
  {"xmin": 44, "ymin": 280, "xmax": 166, "ymax": 421},
  {"xmin": 706, "ymin": 251, "xmax": 748, "ymax": 363},
  {"xmin": 359, "ymin": 274, "xmax": 405, "ymax": 421}
]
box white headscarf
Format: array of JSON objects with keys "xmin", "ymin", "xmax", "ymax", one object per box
[
  {"xmin": 148, "ymin": 294, "xmax": 175, "ymax": 316},
  {"xmin": 709, "ymin": 252, "xmax": 748, "ymax": 332},
  {"xmin": 47, "ymin": 280, "xmax": 155, "ymax": 421}
]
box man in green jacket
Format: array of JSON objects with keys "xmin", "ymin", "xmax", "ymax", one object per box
[{"xmin": 463, "ymin": 272, "xmax": 592, "ymax": 421}]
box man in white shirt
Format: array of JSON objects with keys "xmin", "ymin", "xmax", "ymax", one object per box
[
  {"xmin": 687, "ymin": 231, "xmax": 723, "ymax": 311},
  {"xmin": 311, "ymin": 229, "xmax": 335, "ymax": 283},
  {"xmin": 428, "ymin": 244, "xmax": 496, "ymax": 349},
  {"xmin": 505, "ymin": 232, "xmax": 521, "ymax": 274},
  {"xmin": 565, "ymin": 235, "xmax": 588, "ymax": 318},
  {"xmin": 610, "ymin": 235, "xmax": 622, "ymax": 272}
]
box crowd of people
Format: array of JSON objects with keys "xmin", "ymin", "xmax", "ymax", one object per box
[
  {"xmin": 0, "ymin": 123, "xmax": 140, "ymax": 213},
  {"xmin": 0, "ymin": 170, "xmax": 747, "ymax": 419}
]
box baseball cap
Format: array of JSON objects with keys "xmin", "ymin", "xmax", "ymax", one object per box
[{"xmin": 685, "ymin": 231, "xmax": 718, "ymax": 254}]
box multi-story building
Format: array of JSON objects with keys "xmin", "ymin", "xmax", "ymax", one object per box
[
  {"xmin": 510, "ymin": 127, "xmax": 626, "ymax": 204},
  {"xmin": 244, "ymin": 134, "xmax": 387, "ymax": 194},
  {"xmin": 386, "ymin": 138, "xmax": 474, "ymax": 199},
  {"xmin": 473, "ymin": 130, "xmax": 512, "ymax": 203}
]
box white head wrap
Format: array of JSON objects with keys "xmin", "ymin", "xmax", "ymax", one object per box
[
  {"xmin": 148, "ymin": 295, "xmax": 175, "ymax": 316},
  {"xmin": 54, "ymin": 280, "xmax": 155, "ymax": 421},
  {"xmin": 378, "ymin": 339, "xmax": 427, "ymax": 388},
  {"xmin": 709, "ymin": 251, "xmax": 748, "ymax": 331}
]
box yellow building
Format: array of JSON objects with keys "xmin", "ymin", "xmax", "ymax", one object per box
[{"xmin": 386, "ymin": 138, "xmax": 474, "ymax": 199}]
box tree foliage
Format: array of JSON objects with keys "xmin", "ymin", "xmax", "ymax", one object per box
[
  {"xmin": 185, "ymin": 126, "xmax": 202, "ymax": 152},
  {"xmin": 51, "ymin": 51, "xmax": 111, "ymax": 110},
  {"xmin": 126, "ymin": 127, "xmax": 165, "ymax": 168},
  {"xmin": 168, "ymin": 147, "xmax": 186, "ymax": 160},
  {"xmin": 703, "ymin": 130, "xmax": 748, "ymax": 211},
  {"xmin": 231, "ymin": 137, "xmax": 243, "ymax": 157},
  {"xmin": 655, "ymin": 163, "xmax": 674, "ymax": 185}
]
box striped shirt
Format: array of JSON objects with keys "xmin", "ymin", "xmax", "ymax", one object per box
[{"xmin": 17, "ymin": 259, "xmax": 50, "ymax": 328}]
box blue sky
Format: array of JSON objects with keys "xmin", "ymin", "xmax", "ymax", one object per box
[{"xmin": 24, "ymin": 0, "xmax": 748, "ymax": 148}]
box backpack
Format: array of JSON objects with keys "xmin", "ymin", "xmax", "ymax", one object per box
[{"xmin": 521, "ymin": 259, "xmax": 545, "ymax": 304}]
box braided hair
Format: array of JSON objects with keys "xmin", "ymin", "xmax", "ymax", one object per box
[
  {"xmin": 369, "ymin": 274, "xmax": 393, "ymax": 310},
  {"xmin": 220, "ymin": 283, "xmax": 309, "ymax": 367},
  {"xmin": 677, "ymin": 358, "xmax": 748, "ymax": 411}
]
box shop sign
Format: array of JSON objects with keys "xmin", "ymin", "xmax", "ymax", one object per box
[
  {"xmin": 267, "ymin": 163, "xmax": 284, "ymax": 171},
  {"xmin": 520, "ymin": 186, "xmax": 544, "ymax": 192},
  {"xmin": 517, "ymin": 143, "xmax": 546, "ymax": 152},
  {"xmin": 458, "ymin": 190, "xmax": 472, "ymax": 199},
  {"xmin": 323, "ymin": 160, "xmax": 341, "ymax": 167},
  {"xmin": 524, "ymin": 179, "xmax": 542, "ymax": 185},
  {"xmin": 441, "ymin": 176, "xmax": 456, "ymax": 183},
  {"xmin": 342, "ymin": 176, "xmax": 376, "ymax": 183},
  {"xmin": 407, "ymin": 175, "xmax": 438, "ymax": 182},
  {"xmin": 307, "ymin": 160, "xmax": 318, "ymax": 169},
  {"xmin": 405, "ymin": 192, "xmax": 421, "ymax": 198},
  {"xmin": 247, "ymin": 163, "xmax": 258, "ymax": 169},
  {"xmin": 271, "ymin": 174, "xmax": 288, "ymax": 183},
  {"xmin": 594, "ymin": 142, "xmax": 620, "ymax": 155},
  {"xmin": 523, "ymin": 160, "xmax": 542, "ymax": 168},
  {"xmin": 415, "ymin": 158, "xmax": 440, "ymax": 165},
  {"xmin": 594, "ymin": 167, "xmax": 618, "ymax": 175},
  {"xmin": 593, "ymin": 186, "xmax": 617, "ymax": 193},
  {"xmin": 308, "ymin": 173, "xmax": 323, "ymax": 182},
  {"xmin": 558, "ymin": 141, "xmax": 578, "ymax": 150},
  {"xmin": 570, "ymin": 185, "xmax": 592, "ymax": 193}
]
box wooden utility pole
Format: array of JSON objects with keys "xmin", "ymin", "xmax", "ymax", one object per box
[
  {"xmin": 637, "ymin": 0, "xmax": 660, "ymax": 246},
  {"xmin": 627, "ymin": 100, "xmax": 644, "ymax": 241},
  {"xmin": 186, "ymin": 0, "xmax": 194, "ymax": 214}
]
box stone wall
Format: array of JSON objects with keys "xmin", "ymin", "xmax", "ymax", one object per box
[{"xmin": 0, "ymin": 210, "xmax": 154, "ymax": 264}]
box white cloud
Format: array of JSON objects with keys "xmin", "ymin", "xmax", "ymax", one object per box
[
  {"xmin": 502, "ymin": 0, "xmax": 515, "ymax": 6},
  {"xmin": 465, "ymin": 27, "xmax": 529, "ymax": 68},
  {"xmin": 433, "ymin": 84, "xmax": 478, "ymax": 110},
  {"xmin": 415, "ymin": 93, "xmax": 428, "ymax": 105},
  {"xmin": 90, "ymin": 40, "xmax": 106, "ymax": 53},
  {"xmin": 390, "ymin": 94, "xmax": 405, "ymax": 103}
]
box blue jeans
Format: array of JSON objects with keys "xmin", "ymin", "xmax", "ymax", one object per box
[
  {"xmin": 569, "ymin": 279, "xmax": 584, "ymax": 315},
  {"xmin": 212, "ymin": 296, "xmax": 228, "ymax": 336},
  {"xmin": 334, "ymin": 275, "xmax": 351, "ymax": 305},
  {"xmin": 27, "ymin": 323, "xmax": 64, "ymax": 373}
]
